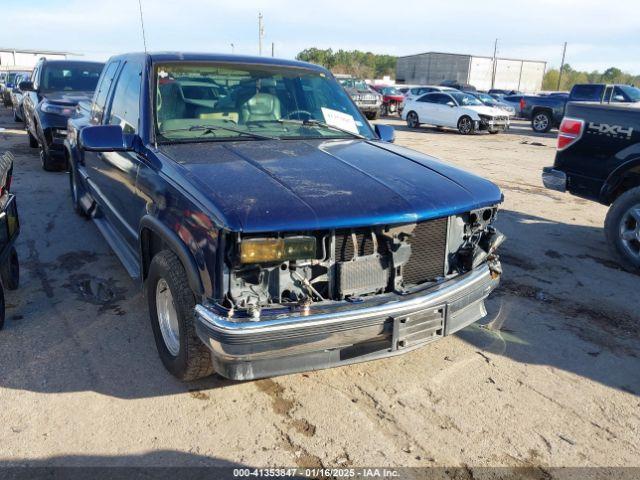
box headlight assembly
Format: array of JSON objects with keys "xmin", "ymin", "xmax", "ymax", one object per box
[
  {"xmin": 40, "ymin": 102, "xmax": 75, "ymax": 116},
  {"xmin": 240, "ymin": 236, "xmax": 316, "ymax": 264}
]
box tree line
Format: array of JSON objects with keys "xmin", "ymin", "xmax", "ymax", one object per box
[
  {"xmin": 296, "ymin": 48, "xmax": 639, "ymax": 92},
  {"xmin": 295, "ymin": 48, "xmax": 396, "ymax": 79},
  {"xmin": 542, "ymin": 64, "xmax": 640, "ymax": 91}
]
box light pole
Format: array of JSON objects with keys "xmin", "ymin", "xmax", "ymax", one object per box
[
  {"xmin": 258, "ymin": 13, "xmax": 264, "ymax": 56},
  {"xmin": 230, "ymin": 43, "xmax": 235, "ymax": 54}
]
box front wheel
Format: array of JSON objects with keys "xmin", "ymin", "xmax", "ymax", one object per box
[
  {"xmin": 28, "ymin": 129, "xmax": 38, "ymax": 148},
  {"xmin": 365, "ymin": 110, "xmax": 379, "ymax": 120},
  {"xmin": 147, "ymin": 250, "xmax": 213, "ymax": 381},
  {"xmin": 531, "ymin": 111, "xmax": 552, "ymax": 133},
  {"xmin": 457, "ymin": 116, "xmax": 474, "ymax": 135},
  {"xmin": 406, "ymin": 111, "xmax": 420, "ymax": 129},
  {"xmin": 604, "ymin": 187, "xmax": 640, "ymax": 272},
  {"xmin": 0, "ymin": 247, "xmax": 19, "ymax": 291}
]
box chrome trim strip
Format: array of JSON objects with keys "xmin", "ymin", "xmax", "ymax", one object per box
[{"xmin": 196, "ymin": 263, "xmax": 495, "ymax": 336}]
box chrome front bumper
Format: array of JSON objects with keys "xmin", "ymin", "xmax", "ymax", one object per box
[{"xmin": 195, "ymin": 263, "xmax": 500, "ymax": 380}]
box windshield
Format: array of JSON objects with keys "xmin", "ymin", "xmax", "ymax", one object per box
[
  {"xmin": 40, "ymin": 62, "xmax": 103, "ymax": 92},
  {"xmin": 473, "ymin": 92, "xmax": 496, "ymax": 104},
  {"xmin": 155, "ymin": 63, "xmax": 375, "ymax": 142},
  {"xmin": 381, "ymin": 87, "xmax": 400, "ymax": 95},
  {"xmin": 619, "ymin": 85, "xmax": 640, "ymax": 102},
  {"xmin": 339, "ymin": 79, "xmax": 369, "ymax": 91},
  {"xmin": 449, "ymin": 92, "xmax": 483, "ymax": 106}
]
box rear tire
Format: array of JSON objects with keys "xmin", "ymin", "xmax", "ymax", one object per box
[
  {"xmin": 457, "ymin": 116, "xmax": 474, "ymax": 135},
  {"xmin": 531, "ymin": 111, "xmax": 552, "ymax": 133},
  {"xmin": 147, "ymin": 250, "xmax": 213, "ymax": 381},
  {"xmin": 604, "ymin": 186, "xmax": 640, "ymax": 273},
  {"xmin": 406, "ymin": 111, "xmax": 420, "ymax": 129}
]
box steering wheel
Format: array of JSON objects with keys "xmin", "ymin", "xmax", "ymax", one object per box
[{"xmin": 283, "ymin": 110, "xmax": 313, "ymax": 120}]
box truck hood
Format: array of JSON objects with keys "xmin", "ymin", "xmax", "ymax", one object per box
[
  {"xmin": 40, "ymin": 90, "xmax": 94, "ymax": 106},
  {"xmin": 161, "ymin": 139, "xmax": 503, "ymax": 232}
]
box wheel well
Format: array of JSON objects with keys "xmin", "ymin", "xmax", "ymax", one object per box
[
  {"xmin": 140, "ymin": 227, "xmax": 167, "ymax": 282},
  {"xmin": 532, "ymin": 107, "xmax": 552, "ymax": 117},
  {"xmin": 608, "ymin": 168, "xmax": 640, "ymax": 203}
]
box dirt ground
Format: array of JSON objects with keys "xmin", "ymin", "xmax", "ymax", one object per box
[{"xmin": 0, "ymin": 109, "xmax": 638, "ymax": 471}]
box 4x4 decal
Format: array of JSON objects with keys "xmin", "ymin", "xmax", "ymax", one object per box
[{"xmin": 587, "ymin": 122, "xmax": 633, "ymax": 139}]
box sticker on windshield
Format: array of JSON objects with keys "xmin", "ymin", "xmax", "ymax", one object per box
[{"xmin": 321, "ymin": 108, "xmax": 359, "ymax": 135}]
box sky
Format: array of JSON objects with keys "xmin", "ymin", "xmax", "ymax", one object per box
[{"xmin": 3, "ymin": 0, "xmax": 639, "ymax": 74}]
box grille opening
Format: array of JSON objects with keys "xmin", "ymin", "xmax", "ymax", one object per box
[
  {"xmin": 335, "ymin": 231, "xmax": 376, "ymax": 261},
  {"xmin": 402, "ymin": 217, "xmax": 447, "ymax": 285}
]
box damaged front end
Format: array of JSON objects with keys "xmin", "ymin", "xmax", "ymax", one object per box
[
  {"xmin": 195, "ymin": 206, "xmax": 504, "ymax": 380},
  {"xmin": 221, "ymin": 206, "xmax": 504, "ymax": 318}
]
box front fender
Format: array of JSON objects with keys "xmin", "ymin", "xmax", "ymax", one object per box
[{"xmin": 139, "ymin": 215, "xmax": 205, "ymax": 296}]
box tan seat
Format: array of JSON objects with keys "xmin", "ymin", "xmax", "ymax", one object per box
[{"xmin": 240, "ymin": 93, "xmax": 281, "ymax": 123}]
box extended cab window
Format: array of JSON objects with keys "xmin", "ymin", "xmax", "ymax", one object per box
[
  {"xmin": 107, "ymin": 60, "xmax": 142, "ymax": 134},
  {"xmin": 91, "ymin": 61, "xmax": 120, "ymax": 124},
  {"xmin": 570, "ymin": 85, "xmax": 603, "ymax": 102}
]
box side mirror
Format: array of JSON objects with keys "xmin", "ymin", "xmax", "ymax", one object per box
[
  {"xmin": 79, "ymin": 125, "xmax": 134, "ymax": 152},
  {"xmin": 375, "ymin": 124, "xmax": 395, "ymax": 143},
  {"xmin": 447, "ymin": 102, "xmax": 455, "ymax": 107},
  {"xmin": 612, "ymin": 94, "xmax": 626, "ymax": 102},
  {"xmin": 18, "ymin": 81, "xmax": 34, "ymax": 92}
]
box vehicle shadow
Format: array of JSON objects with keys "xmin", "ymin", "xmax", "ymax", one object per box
[
  {"xmin": 457, "ymin": 208, "xmax": 640, "ymax": 397},
  {"xmin": 0, "ymin": 451, "xmax": 293, "ymax": 479}
]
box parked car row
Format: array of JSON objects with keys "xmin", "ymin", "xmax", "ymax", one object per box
[{"xmin": 1, "ymin": 53, "xmax": 505, "ymax": 381}]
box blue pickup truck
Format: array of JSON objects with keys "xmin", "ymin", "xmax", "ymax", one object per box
[
  {"xmin": 521, "ymin": 83, "xmax": 640, "ymax": 133},
  {"xmin": 65, "ymin": 52, "xmax": 504, "ymax": 381}
]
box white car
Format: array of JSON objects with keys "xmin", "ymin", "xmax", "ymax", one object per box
[
  {"xmin": 402, "ymin": 91, "xmax": 511, "ymax": 135},
  {"xmin": 400, "ymin": 85, "xmax": 458, "ymax": 110}
]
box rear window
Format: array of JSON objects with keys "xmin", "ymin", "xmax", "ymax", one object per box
[{"xmin": 570, "ymin": 84, "xmax": 603, "ymax": 101}]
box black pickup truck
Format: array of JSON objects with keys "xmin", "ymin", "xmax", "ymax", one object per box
[
  {"xmin": 522, "ymin": 84, "xmax": 640, "ymax": 133},
  {"xmin": 543, "ymin": 102, "xmax": 640, "ymax": 271}
]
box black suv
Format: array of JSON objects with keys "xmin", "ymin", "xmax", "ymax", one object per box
[{"xmin": 21, "ymin": 59, "xmax": 104, "ymax": 171}]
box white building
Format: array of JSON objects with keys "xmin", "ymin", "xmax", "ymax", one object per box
[
  {"xmin": 396, "ymin": 51, "xmax": 546, "ymax": 93},
  {"xmin": 0, "ymin": 48, "xmax": 73, "ymax": 72}
]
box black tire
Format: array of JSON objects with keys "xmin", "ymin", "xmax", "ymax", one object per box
[
  {"xmin": 0, "ymin": 246, "xmax": 19, "ymax": 291},
  {"xmin": 365, "ymin": 110, "xmax": 379, "ymax": 120},
  {"xmin": 604, "ymin": 186, "xmax": 640, "ymax": 272},
  {"xmin": 457, "ymin": 115, "xmax": 474, "ymax": 135},
  {"xmin": 531, "ymin": 110, "xmax": 552, "ymax": 133},
  {"xmin": 69, "ymin": 162, "xmax": 89, "ymax": 218},
  {"xmin": 13, "ymin": 109, "xmax": 20, "ymax": 123},
  {"xmin": 406, "ymin": 111, "xmax": 420, "ymax": 129},
  {"xmin": 147, "ymin": 250, "xmax": 213, "ymax": 381},
  {"xmin": 381, "ymin": 104, "xmax": 388, "ymax": 117},
  {"xmin": 489, "ymin": 130, "xmax": 500, "ymax": 134},
  {"xmin": 28, "ymin": 129, "xmax": 38, "ymax": 148},
  {"xmin": 40, "ymin": 147, "xmax": 57, "ymax": 172},
  {"xmin": 0, "ymin": 281, "xmax": 5, "ymax": 331}
]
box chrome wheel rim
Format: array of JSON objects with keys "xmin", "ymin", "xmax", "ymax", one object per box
[
  {"xmin": 459, "ymin": 118, "xmax": 472, "ymax": 134},
  {"xmin": 619, "ymin": 203, "xmax": 640, "ymax": 261},
  {"xmin": 156, "ymin": 278, "xmax": 180, "ymax": 356},
  {"xmin": 533, "ymin": 114, "xmax": 549, "ymax": 131},
  {"xmin": 407, "ymin": 112, "xmax": 418, "ymax": 128}
]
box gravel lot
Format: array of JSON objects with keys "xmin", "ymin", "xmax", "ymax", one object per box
[{"xmin": 0, "ymin": 109, "xmax": 638, "ymax": 471}]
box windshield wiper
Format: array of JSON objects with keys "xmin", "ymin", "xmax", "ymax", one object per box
[
  {"xmin": 276, "ymin": 118, "xmax": 365, "ymax": 139},
  {"xmin": 162, "ymin": 124, "xmax": 278, "ymax": 141}
]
